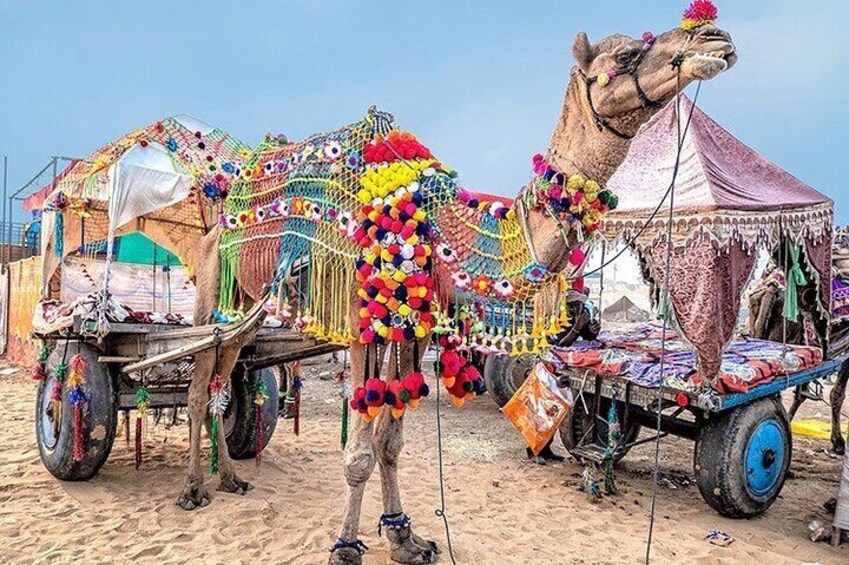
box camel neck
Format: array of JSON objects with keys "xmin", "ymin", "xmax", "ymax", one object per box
[{"xmin": 544, "ymin": 77, "xmax": 631, "ymax": 186}]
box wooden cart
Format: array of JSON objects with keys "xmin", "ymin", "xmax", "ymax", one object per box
[
  {"xmin": 485, "ymin": 352, "xmax": 848, "ymax": 518},
  {"xmin": 32, "ymin": 302, "xmax": 342, "ymax": 480}
]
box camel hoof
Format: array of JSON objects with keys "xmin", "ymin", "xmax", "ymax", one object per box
[
  {"xmin": 388, "ymin": 527, "xmax": 438, "ymax": 564},
  {"xmin": 411, "ymin": 532, "xmax": 440, "ymax": 555},
  {"xmin": 328, "ymin": 547, "xmax": 362, "ymax": 565},
  {"xmin": 177, "ymin": 477, "xmax": 210, "ymax": 511},
  {"xmin": 177, "ymin": 489, "xmax": 211, "ymax": 511},
  {"xmin": 218, "ymin": 475, "xmax": 253, "ymax": 495}
]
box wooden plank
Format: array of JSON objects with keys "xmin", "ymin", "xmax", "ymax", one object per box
[{"xmin": 120, "ymin": 298, "xmax": 268, "ymax": 373}]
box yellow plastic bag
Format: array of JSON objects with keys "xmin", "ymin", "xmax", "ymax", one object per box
[{"xmin": 502, "ymin": 362, "xmax": 574, "ymax": 456}]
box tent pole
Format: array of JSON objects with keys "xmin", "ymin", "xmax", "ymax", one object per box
[
  {"xmin": 152, "ymin": 242, "xmax": 157, "ymax": 312},
  {"xmin": 1, "ymin": 156, "xmax": 7, "ymax": 268}
]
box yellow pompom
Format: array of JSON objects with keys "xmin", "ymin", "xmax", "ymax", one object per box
[{"xmin": 414, "ymin": 325, "xmax": 427, "ymax": 338}]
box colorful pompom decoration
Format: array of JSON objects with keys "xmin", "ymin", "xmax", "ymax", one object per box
[
  {"xmin": 353, "ymin": 132, "xmax": 437, "ymax": 346},
  {"xmin": 526, "ymin": 154, "xmax": 617, "ymax": 234},
  {"xmin": 438, "ymin": 337, "xmax": 484, "ymax": 406},
  {"xmin": 682, "ymin": 0, "xmax": 718, "ymax": 31}
]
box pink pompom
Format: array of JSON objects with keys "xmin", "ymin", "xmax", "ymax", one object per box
[{"xmin": 569, "ymin": 248, "xmax": 586, "ymax": 267}]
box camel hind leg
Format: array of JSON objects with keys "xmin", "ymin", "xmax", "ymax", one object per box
[
  {"xmin": 375, "ymin": 339, "xmax": 438, "ymax": 564},
  {"xmin": 177, "ymin": 349, "xmax": 216, "ymax": 510}
]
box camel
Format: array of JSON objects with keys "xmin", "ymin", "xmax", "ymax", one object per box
[
  {"xmin": 176, "ymin": 13, "xmax": 736, "ymax": 565},
  {"xmin": 749, "ymin": 233, "xmax": 849, "ymax": 453}
]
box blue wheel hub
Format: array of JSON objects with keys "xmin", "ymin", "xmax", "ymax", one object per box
[{"xmin": 744, "ymin": 420, "xmax": 785, "ymax": 499}]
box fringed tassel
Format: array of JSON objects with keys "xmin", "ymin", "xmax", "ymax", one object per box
[
  {"xmin": 135, "ymin": 387, "xmax": 149, "ymax": 469},
  {"xmin": 67, "ymin": 354, "xmax": 87, "ymax": 462},
  {"xmin": 293, "ymin": 376, "xmax": 302, "ymax": 436},
  {"xmin": 54, "ymin": 211, "xmax": 64, "ymax": 258},
  {"xmin": 208, "ymin": 374, "xmax": 229, "ymax": 475},
  {"xmin": 581, "ymin": 465, "xmax": 602, "ymax": 503},
  {"xmin": 254, "ymin": 374, "xmax": 269, "ymax": 467},
  {"xmin": 32, "ymin": 342, "xmax": 51, "ymax": 381},
  {"xmin": 603, "ymin": 401, "xmax": 621, "ymax": 495},
  {"xmin": 209, "ymin": 414, "xmax": 220, "ymax": 475},
  {"xmin": 50, "ymin": 361, "xmax": 68, "ymax": 436}
]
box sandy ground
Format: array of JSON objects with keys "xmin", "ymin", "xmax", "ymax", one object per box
[{"xmin": 0, "ymin": 356, "xmax": 847, "ymax": 565}]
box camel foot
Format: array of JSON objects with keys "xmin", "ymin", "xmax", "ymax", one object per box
[
  {"xmin": 328, "ymin": 547, "xmax": 362, "ymax": 565},
  {"xmin": 410, "ymin": 530, "xmax": 440, "ymax": 555},
  {"xmin": 177, "ymin": 480, "xmax": 210, "ymax": 510},
  {"xmin": 388, "ymin": 526, "xmax": 438, "ymax": 564},
  {"xmin": 328, "ymin": 539, "xmax": 368, "ymax": 565},
  {"xmin": 217, "ymin": 473, "xmax": 253, "ymax": 495}
]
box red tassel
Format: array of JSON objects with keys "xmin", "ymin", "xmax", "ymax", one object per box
[
  {"xmin": 135, "ymin": 417, "xmax": 143, "ymax": 469},
  {"xmin": 255, "ymin": 405, "xmax": 263, "ymax": 468},
  {"xmin": 293, "ymin": 386, "xmax": 301, "ymax": 436},
  {"xmin": 72, "ymin": 403, "xmax": 85, "ymax": 462}
]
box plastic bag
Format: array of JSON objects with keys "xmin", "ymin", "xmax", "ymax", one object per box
[{"xmin": 502, "ymin": 362, "xmax": 574, "ymax": 456}]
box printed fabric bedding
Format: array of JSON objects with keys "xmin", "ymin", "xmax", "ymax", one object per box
[{"xmin": 550, "ymin": 324, "xmax": 823, "ymax": 394}]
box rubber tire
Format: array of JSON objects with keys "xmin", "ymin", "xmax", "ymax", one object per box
[
  {"xmin": 559, "ymin": 394, "xmax": 640, "ymax": 464},
  {"xmin": 483, "ymin": 353, "xmax": 534, "ymax": 408},
  {"xmin": 694, "ymin": 397, "xmax": 791, "ymax": 518},
  {"xmin": 224, "ymin": 365, "xmax": 280, "ymax": 460},
  {"xmin": 35, "ymin": 342, "xmax": 118, "ymax": 480}
]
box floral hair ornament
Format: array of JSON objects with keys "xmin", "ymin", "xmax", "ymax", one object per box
[
  {"xmin": 597, "ymin": 31, "xmax": 656, "ymax": 87},
  {"xmin": 681, "ymin": 0, "xmax": 718, "ymax": 31}
]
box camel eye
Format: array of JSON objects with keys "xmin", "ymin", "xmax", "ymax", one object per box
[{"xmin": 616, "ymin": 48, "xmax": 641, "ymax": 65}]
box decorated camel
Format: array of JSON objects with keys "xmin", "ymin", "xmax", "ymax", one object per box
[
  {"xmin": 750, "ymin": 229, "xmax": 849, "ymax": 453},
  {"xmin": 176, "ymin": 4, "xmax": 735, "ymax": 564}
]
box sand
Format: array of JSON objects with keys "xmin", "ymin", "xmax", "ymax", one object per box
[{"xmin": 0, "ymin": 357, "xmax": 846, "ymax": 565}]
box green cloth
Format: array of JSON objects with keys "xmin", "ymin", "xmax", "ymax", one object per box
[
  {"xmin": 783, "ymin": 243, "xmax": 807, "ymax": 322},
  {"xmin": 113, "ymin": 232, "xmax": 182, "ymax": 267}
]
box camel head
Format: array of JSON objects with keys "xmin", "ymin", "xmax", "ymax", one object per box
[
  {"xmin": 524, "ymin": 2, "xmax": 736, "ymax": 274},
  {"xmin": 570, "ymin": 23, "xmax": 736, "ymax": 136}
]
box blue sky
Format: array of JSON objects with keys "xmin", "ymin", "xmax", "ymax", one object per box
[{"xmin": 1, "ymin": 0, "xmax": 846, "ymax": 224}]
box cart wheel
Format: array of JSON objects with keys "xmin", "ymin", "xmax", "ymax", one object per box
[
  {"xmin": 224, "ymin": 365, "xmax": 279, "ymax": 460},
  {"xmin": 483, "ymin": 353, "xmax": 534, "ymax": 407},
  {"xmin": 35, "ymin": 342, "xmax": 117, "ymax": 480},
  {"xmin": 695, "ymin": 397, "xmax": 791, "ymax": 518},
  {"xmin": 559, "ymin": 394, "xmax": 640, "ymax": 464}
]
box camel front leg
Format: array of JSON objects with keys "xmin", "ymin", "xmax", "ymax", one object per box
[
  {"xmin": 830, "ymin": 360, "xmax": 849, "ymax": 455},
  {"xmin": 330, "ymin": 342, "xmax": 378, "ymax": 565},
  {"xmin": 177, "ymin": 349, "xmax": 215, "ymax": 510},
  {"xmin": 375, "ymin": 339, "xmax": 438, "ymax": 565}
]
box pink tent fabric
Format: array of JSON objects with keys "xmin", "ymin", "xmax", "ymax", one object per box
[{"xmin": 601, "ymin": 97, "xmax": 834, "ymax": 386}]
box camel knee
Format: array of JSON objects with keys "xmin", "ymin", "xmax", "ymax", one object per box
[
  {"xmin": 344, "ymin": 446, "xmax": 376, "ymax": 486},
  {"xmin": 376, "ymin": 426, "xmax": 404, "ymax": 468}
]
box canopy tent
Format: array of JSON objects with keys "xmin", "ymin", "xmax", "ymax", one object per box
[
  {"xmin": 39, "ymin": 114, "xmax": 250, "ymax": 288},
  {"xmin": 603, "ymin": 296, "xmax": 650, "ymax": 323},
  {"xmin": 600, "ymin": 97, "xmax": 833, "ymax": 385}
]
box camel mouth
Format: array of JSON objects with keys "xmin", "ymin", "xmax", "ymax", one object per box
[{"xmin": 682, "ymin": 46, "xmax": 736, "ymax": 81}]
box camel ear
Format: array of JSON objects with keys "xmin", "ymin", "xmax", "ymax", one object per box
[{"xmin": 572, "ymin": 32, "xmax": 594, "ymax": 73}]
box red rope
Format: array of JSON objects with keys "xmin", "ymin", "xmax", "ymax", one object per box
[
  {"xmin": 293, "ymin": 387, "xmax": 301, "ymax": 436},
  {"xmin": 255, "ymin": 406, "xmax": 264, "ymax": 468},
  {"xmin": 135, "ymin": 417, "xmax": 143, "ymax": 469},
  {"xmin": 72, "ymin": 403, "xmax": 85, "ymax": 462}
]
